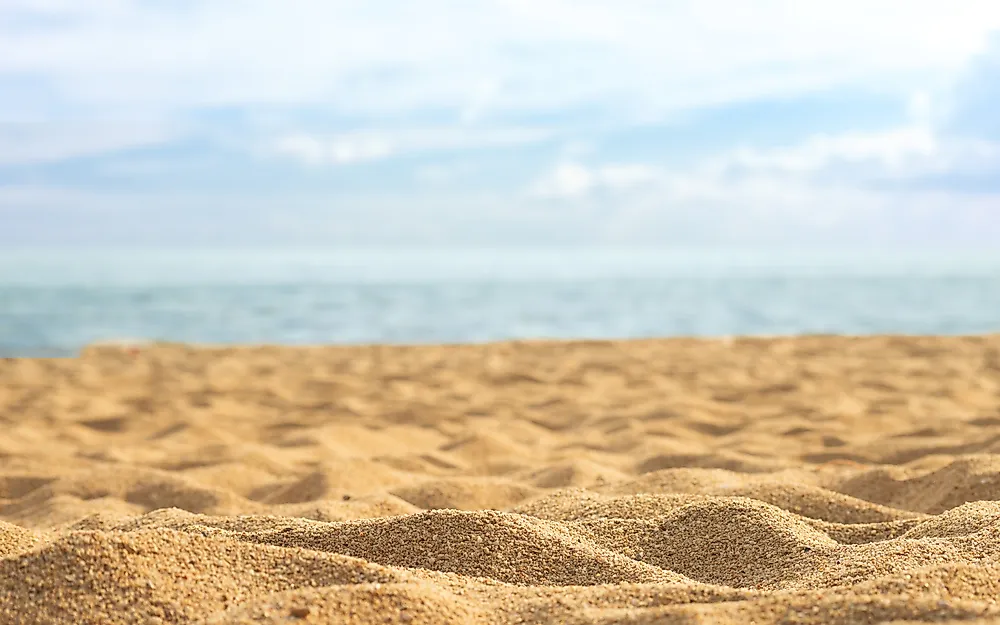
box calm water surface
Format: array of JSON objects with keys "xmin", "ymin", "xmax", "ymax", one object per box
[{"xmin": 2, "ymin": 248, "xmax": 999, "ymax": 356}]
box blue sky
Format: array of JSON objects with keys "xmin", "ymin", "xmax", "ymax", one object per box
[{"xmin": 2, "ymin": 0, "xmax": 1000, "ymax": 246}]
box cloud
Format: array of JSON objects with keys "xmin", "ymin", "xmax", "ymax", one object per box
[
  {"xmin": 4, "ymin": 0, "xmax": 1000, "ymax": 121},
  {"xmin": 946, "ymin": 32, "xmax": 1000, "ymax": 140},
  {"xmin": 0, "ymin": 184, "xmax": 595, "ymax": 246},
  {"xmin": 0, "ymin": 121, "xmax": 178, "ymax": 164},
  {"xmin": 413, "ymin": 163, "xmax": 477, "ymax": 186},
  {"xmin": 528, "ymin": 33, "xmax": 1000, "ymax": 207},
  {"xmin": 525, "ymin": 71, "xmax": 1000, "ymax": 243},
  {"xmin": 722, "ymin": 129, "xmax": 938, "ymax": 174},
  {"xmin": 460, "ymin": 79, "xmax": 503, "ymax": 124},
  {"xmin": 707, "ymin": 130, "xmax": 1000, "ymax": 184},
  {"xmin": 273, "ymin": 134, "xmax": 393, "ymax": 166},
  {"xmin": 526, "ymin": 163, "xmax": 1000, "ymax": 246},
  {"xmin": 269, "ymin": 126, "xmax": 555, "ymax": 166},
  {"xmin": 530, "ymin": 162, "xmax": 660, "ymax": 198},
  {"xmin": 4, "ymin": 2, "xmax": 1000, "ymax": 247}
]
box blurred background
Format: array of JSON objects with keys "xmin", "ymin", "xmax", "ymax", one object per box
[{"xmin": 2, "ymin": 1, "xmax": 999, "ymax": 354}]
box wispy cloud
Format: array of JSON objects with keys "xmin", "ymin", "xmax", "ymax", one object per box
[
  {"xmin": 2, "ymin": 2, "xmax": 1000, "ymax": 246},
  {"xmin": 530, "ymin": 162, "xmax": 660, "ymax": 198},
  {"xmin": 525, "ymin": 71, "xmax": 1000, "ymax": 243},
  {"xmin": 270, "ymin": 126, "xmax": 555, "ymax": 166},
  {"xmin": 0, "ymin": 121, "xmax": 178, "ymax": 164},
  {"xmin": 4, "ymin": 0, "xmax": 1000, "ymax": 119}
]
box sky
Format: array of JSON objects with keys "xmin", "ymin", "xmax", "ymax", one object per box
[{"xmin": 2, "ymin": 0, "xmax": 1000, "ymax": 247}]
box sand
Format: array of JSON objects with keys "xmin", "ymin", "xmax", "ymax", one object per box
[{"xmin": 3, "ymin": 335, "xmax": 1000, "ymax": 624}]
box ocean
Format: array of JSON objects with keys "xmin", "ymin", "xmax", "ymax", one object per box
[{"xmin": 2, "ymin": 248, "xmax": 999, "ymax": 357}]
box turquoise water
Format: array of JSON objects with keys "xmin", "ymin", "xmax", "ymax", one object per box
[{"xmin": 2, "ymin": 248, "xmax": 999, "ymax": 356}]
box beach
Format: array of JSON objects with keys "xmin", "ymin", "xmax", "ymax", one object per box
[{"xmin": 3, "ymin": 334, "xmax": 1000, "ymax": 624}]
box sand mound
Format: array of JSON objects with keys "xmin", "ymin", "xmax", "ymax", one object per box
[
  {"xmin": 251, "ymin": 461, "xmax": 406, "ymax": 504},
  {"xmin": 272, "ymin": 494, "xmax": 421, "ymax": 522},
  {"xmin": 197, "ymin": 583, "xmax": 482, "ymax": 625},
  {"xmin": 0, "ymin": 529, "xmax": 401, "ymax": 625},
  {"xmin": 668, "ymin": 594, "xmax": 998, "ymax": 625},
  {"xmin": 635, "ymin": 451, "xmax": 788, "ymax": 474},
  {"xmin": 0, "ymin": 474, "xmax": 54, "ymax": 499},
  {"xmin": 391, "ymin": 477, "xmax": 541, "ymax": 510},
  {"xmin": 437, "ymin": 433, "xmax": 533, "ymax": 474},
  {"xmin": 0, "ymin": 519, "xmax": 46, "ymax": 558},
  {"xmin": 803, "ymin": 518, "xmax": 924, "ymax": 544},
  {"xmin": 902, "ymin": 501, "xmax": 1000, "ymax": 539},
  {"xmin": 6, "ymin": 336, "xmax": 1000, "ymax": 623},
  {"xmin": 1, "ymin": 466, "xmax": 256, "ymax": 527},
  {"xmin": 513, "ymin": 488, "xmax": 714, "ymax": 520},
  {"xmin": 831, "ymin": 455, "xmax": 1000, "ymax": 514},
  {"xmin": 855, "ymin": 562, "xmax": 1000, "ymax": 601},
  {"xmin": 2, "ymin": 492, "xmax": 144, "ymax": 529},
  {"xmin": 799, "ymin": 537, "xmax": 971, "ymax": 589},
  {"xmin": 723, "ymin": 482, "xmax": 923, "ymax": 523},
  {"xmin": 241, "ymin": 509, "xmax": 685, "ymax": 586},
  {"xmin": 515, "ymin": 459, "xmax": 627, "ymax": 488},
  {"xmin": 599, "ymin": 466, "xmax": 777, "ymax": 496},
  {"xmin": 602, "ymin": 469, "xmax": 921, "ymax": 522},
  {"xmin": 92, "ymin": 506, "xmax": 329, "ymax": 534},
  {"xmin": 578, "ymin": 498, "xmax": 838, "ymax": 589}
]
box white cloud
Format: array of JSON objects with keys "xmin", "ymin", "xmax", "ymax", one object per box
[
  {"xmin": 3, "ymin": 0, "xmax": 1000, "ymax": 120},
  {"xmin": 535, "ymin": 163, "xmax": 594, "ymax": 197},
  {"xmin": 531, "ymin": 162, "xmax": 660, "ymax": 198},
  {"xmin": 460, "ymin": 79, "xmax": 503, "ymax": 124},
  {"xmin": 270, "ymin": 126, "xmax": 554, "ymax": 166},
  {"xmin": 273, "ymin": 134, "xmax": 393, "ymax": 166},
  {"xmin": 4, "ymin": 2, "xmax": 1000, "ymax": 247},
  {"xmin": 527, "ymin": 115, "xmax": 1000, "ymax": 242},
  {"xmin": 944, "ymin": 33, "xmax": 1000, "ymax": 139},
  {"xmin": 714, "ymin": 129, "xmax": 1000, "ymax": 181},
  {"xmin": 413, "ymin": 163, "xmax": 478, "ymax": 186},
  {"xmin": 721, "ymin": 128, "xmax": 939, "ymax": 174},
  {"xmin": 528, "ymin": 123, "xmax": 968, "ymax": 200},
  {"xmin": 600, "ymin": 164, "xmax": 661, "ymax": 190},
  {"xmin": 0, "ymin": 121, "xmax": 177, "ymax": 164}
]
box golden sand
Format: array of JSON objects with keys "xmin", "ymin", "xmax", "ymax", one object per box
[{"xmin": 3, "ymin": 335, "xmax": 1000, "ymax": 623}]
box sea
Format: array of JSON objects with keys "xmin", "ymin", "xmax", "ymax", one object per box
[{"xmin": 2, "ymin": 247, "xmax": 999, "ymax": 357}]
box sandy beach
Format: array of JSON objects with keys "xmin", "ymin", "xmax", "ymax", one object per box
[{"xmin": 3, "ymin": 335, "xmax": 1000, "ymax": 623}]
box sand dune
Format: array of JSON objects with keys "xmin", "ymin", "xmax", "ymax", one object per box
[{"xmin": 3, "ymin": 335, "xmax": 1000, "ymax": 623}]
